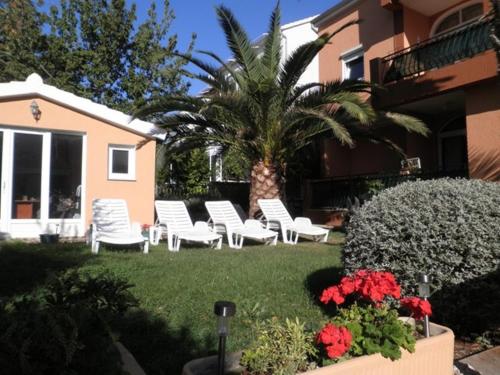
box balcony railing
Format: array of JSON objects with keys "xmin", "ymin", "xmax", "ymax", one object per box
[
  {"xmin": 307, "ymin": 170, "xmax": 468, "ymax": 210},
  {"xmin": 382, "ymin": 15, "xmax": 494, "ymax": 83}
]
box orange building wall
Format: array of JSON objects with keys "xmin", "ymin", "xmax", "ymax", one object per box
[
  {"xmin": 403, "ymin": 7, "xmax": 431, "ymax": 46},
  {"xmin": 318, "ymin": 0, "xmax": 394, "ymax": 82},
  {"xmin": 0, "ymin": 97, "xmax": 156, "ymax": 227},
  {"xmin": 465, "ymin": 83, "xmax": 500, "ymax": 181}
]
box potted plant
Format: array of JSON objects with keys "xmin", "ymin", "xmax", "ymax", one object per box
[
  {"xmin": 183, "ymin": 270, "xmax": 454, "ymax": 375},
  {"xmin": 304, "ymin": 269, "xmax": 454, "ymax": 375}
]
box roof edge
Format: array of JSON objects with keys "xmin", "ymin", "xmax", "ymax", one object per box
[{"xmin": 313, "ymin": 0, "xmax": 361, "ymax": 28}]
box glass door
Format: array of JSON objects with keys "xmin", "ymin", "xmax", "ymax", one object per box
[{"xmin": 11, "ymin": 132, "xmax": 43, "ymax": 220}]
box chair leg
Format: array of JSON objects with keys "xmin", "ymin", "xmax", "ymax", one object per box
[
  {"xmin": 227, "ymin": 231, "xmax": 235, "ymax": 249},
  {"xmin": 281, "ymin": 227, "xmax": 290, "ymax": 244},
  {"xmin": 174, "ymin": 237, "xmax": 181, "ymax": 251},
  {"xmin": 92, "ymin": 240, "xmax": 100, "ymax": 254},
  {"xmin": 237, "ymin": 234, "xmax": 244, "ymax": 249},
  {"xmin": 293, "ymin": 232, "xmax": 299, "ymax": 245},
  {"xmin": 320, "ymin": 232, "xmax": 329, "ymax": 243},
  {"xmin": 143, "ymin": 240, "xmax": 149, "ymax": 254},
  {"xmin": 167, "ymin": 233, "xmax": 174, "ymax": 251},
  {"xmin": 215, "ymin": 237, "xmax": 222, "ymax": 250},
  {"xmin": 272, "ymin": 234, "xmax": 278, "ymax": 246}
]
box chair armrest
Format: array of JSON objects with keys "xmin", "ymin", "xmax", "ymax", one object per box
[
  {"xmin": 294, "ymin": 217, "xmax": 312, "ymax": 228},
  {"xmin": 244, "ymin": 219, "xmax": 264, "ymax": 229},
  {"xmin": 194, "ymin": 221, "xmax": 211, "ymax": 232}
]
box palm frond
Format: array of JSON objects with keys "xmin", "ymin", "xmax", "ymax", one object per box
[
  {"xmin": 289, "ymin": 107, "xmax": 354, "ymax": 147},
  {"xmin": 261, "ymin": 2, "xmax": 282, "ymax": 80},
  {"xmin": 215, "ymin": 5, "xmax": 260, "ymax": 79},
  {"xmin": 377, "ymin": 112, "xmax": 430, "ymax": 136}
]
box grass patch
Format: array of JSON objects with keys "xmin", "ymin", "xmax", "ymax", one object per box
[{"xmin": 0, "ymin": 236, "xmax": 344, "ymax": 374}]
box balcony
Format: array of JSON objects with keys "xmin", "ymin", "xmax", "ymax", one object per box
[{"xmin": 380, "ymin": 15, "xmax": 495, "ymax": 84}]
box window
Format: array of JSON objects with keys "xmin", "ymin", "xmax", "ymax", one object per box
[
  {"xmin": 108, "ymin": 145, "xmax": 135, "ymax": 180},
  {"xmin": 49, "ymin": 134, "xmax": 83, "ymax": 218},
  {"xmin": 433, "ymin": 3, "xmax": 483, "ymax": 36},
  {"xmin": 341, "ymin": 46, "xmax": 364, "ymax": 80},
  {"xmin": 12, "ymin": 133, "xmax": 43, "ymax": 219}
]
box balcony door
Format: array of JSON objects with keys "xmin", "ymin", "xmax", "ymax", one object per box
[{"xmin": 439, "ymin": 117, "xmax": 468, "ymax": 175}]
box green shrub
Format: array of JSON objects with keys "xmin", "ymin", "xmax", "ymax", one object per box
[
  {"xmin": 241, "ymin": 317, "xmax": 317, "ymax": 375},
  {"xmin": 343, "ymin": 178, "xmax": 500, "ymax": 337},
  {"xmin": 0, "ymin": 270, "xmax": 137, "ymax": 375}
]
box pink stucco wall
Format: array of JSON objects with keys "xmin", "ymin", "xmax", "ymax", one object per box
[{"xmin": 0, "ymin": 97, "xmax": 156, "ymax": 228}]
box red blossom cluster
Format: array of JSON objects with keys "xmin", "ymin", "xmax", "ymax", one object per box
[
  {"xmin": 400, "ymin": 297, "xmax": 432, "ymax": 320},
  {"xmin": 317, "ymin": 270, "xmax": 433, "ymax": 361},
  {"xmin": 316, "ymin": 323, "xmax": 352, "ymax": 359},
  {"xmin": 320, "ymin": 269, "xmax": 401, "ymax": 305}
]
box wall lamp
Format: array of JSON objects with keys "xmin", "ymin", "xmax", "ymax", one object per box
[{"xmin": 30, "ymin": 100, "xmax": 41, "ymax": 121}]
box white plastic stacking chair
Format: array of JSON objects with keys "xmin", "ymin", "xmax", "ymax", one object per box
[
  {"xmin": 154, "ymin": 200, "xmax": 222, "ymax": 251},
  {"xmin": 91, "ymin": 199, "xmax": 149, "ymax": 254},
  {"xmin": 258, "ymin": 199, "xmax": 329, "ymax": 244},
  {"xmin": 205, "ymin": 201, "xmax": 278, "ymax": 249}
]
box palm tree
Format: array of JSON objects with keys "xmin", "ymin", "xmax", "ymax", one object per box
[{"xmin": 137, "ymin": 4, "xmax": 428, "ymax": 217}]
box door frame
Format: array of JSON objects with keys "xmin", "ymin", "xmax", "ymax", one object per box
[{"xmin": 0, "ymin": 126, "xmax": 86, "ymax": 238}]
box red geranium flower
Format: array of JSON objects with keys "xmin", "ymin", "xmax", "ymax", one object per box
[
  {"xmin": 400, "ymin": 297, "xmax": 432, "ymax": 320},
  {"xmin": 317, "ymin": 323, "xmax": 352, "ymax": 359},
  {"xmin": 339, "ymin": 276, "xmax": 357, "ymax": 295},
  {"xmin": 320, "ymin": 286, "xmax": 345, "ymax": 305}
]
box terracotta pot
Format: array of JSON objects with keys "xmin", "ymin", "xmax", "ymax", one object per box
[
  {"xmin": 182, "ymin": 320, "xmax": 454, "ymax": 375},
  {"xmin": 301, "ymin": 320, "xmax": 454, "ymax": 375}
]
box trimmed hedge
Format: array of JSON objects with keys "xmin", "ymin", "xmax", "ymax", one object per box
[{"xmin": 343, "ymin": 178, "xmax": 500, "ymax": 337}]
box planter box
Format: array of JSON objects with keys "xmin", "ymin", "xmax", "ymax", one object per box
[
  {"xmin": 301, "ymin": 320, "xmax": 454, "ymax": 375},
  {"xmin": 182, "ymin": 320, "xmax": 454, "ymax": 375}
]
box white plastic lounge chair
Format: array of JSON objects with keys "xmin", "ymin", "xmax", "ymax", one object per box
[
  {"xmin": 154, "ymin": 200, "xmax": 222, "ymax": 251},
  {"xmin": 205, "ymin": 201, "xmax": 278, "ymax": 249},
  {"xmin": 258, "ymin": 199, "xmax": 329, "ymax": 244},
  {"xmin": 91, "ymin": 199, "xmax": 149, "ymax": 254}
]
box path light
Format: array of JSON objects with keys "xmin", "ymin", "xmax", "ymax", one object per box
[
  {"xmin": 30, "ymin": 100, "xmax": 41, "ymax": 121},
  {"xmin": 417, "ymin": 273, "xmax": 431, "ymax": 338},
  {"xmin": 214, "ymin": 301, "xmax": 236, "ymax": 375}
]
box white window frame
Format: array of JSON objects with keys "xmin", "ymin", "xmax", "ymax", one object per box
[
  {"xmin": 430, "ymin": 0, "xmax": 483, "ymax": 36},
  {"xmin": 108, "ymin": 145, "xmax": 136, "ymax": 181},
  {"xmin": 341, "ymin": 45, "xmax": 364, "ymax": 81}
]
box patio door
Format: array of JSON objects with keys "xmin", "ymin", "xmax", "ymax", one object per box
[{"xmin": 0, "ymin": 127, "xmax": 85, "ymax": 238}]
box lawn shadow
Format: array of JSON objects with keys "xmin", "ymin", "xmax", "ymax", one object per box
[
  {"xmin": 113, "ymin": 309, "xmax": 216, "ymax": 374},
  {"xmin": 430, "ymin": 266, "xmax": 500, "ymax": 342},
  {"xmin": 304, "ymin": 266, "xmax": 343, "ymax": 315},
  {"xmin": 0, "ymin": 241, "xmax": 90, "ymax": 298}
]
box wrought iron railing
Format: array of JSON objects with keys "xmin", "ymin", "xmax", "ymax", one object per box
[
  {"xmin": 307, "ymin": 170, "xmax": 468, "ymax": 209},
  {"xmin": 382, "ymin": 15, "xmax": 494, "ymax": 83}
]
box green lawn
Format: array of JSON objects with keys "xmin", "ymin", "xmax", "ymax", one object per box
[{"xmin": 0, "ymin": 234, "xmax": 344, "ymax": 374}]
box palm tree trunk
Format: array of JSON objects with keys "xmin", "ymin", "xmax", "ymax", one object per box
[{"xmin": 248, "ymin": 161, "xmax": 282, "ymax": 218}]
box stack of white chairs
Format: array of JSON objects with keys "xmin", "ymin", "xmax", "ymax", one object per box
[{"xmin": 91, "ymin": 199, "xmax": 149, "ymax": 254}]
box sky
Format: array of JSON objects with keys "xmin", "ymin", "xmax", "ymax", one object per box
[
  {"xmin": 42, "ymin": 0, "xmax": 341, "ymax": 94},
  {"xmin": 134, "ymin": 0, "xmax": 340, "ymax": 93}
]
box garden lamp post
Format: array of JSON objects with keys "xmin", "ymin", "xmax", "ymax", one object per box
[
  {"xmin": 418, "ymin": 273, "xmax": 431, "ymax": 338},
  {"xmin": 214, "ymin": 301, "xmax": 236, "ymax": 375}
]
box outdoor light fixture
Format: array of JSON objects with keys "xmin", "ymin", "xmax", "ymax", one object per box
[
  {"xmin": 30, "ymin": 100, "xmax": 41, "ymax": 121},
  {"xmin": 214, "ymin": 300, "xmax": 236, "ymax": 375},
  {"xmin": 418, "ymin": 273, "xmax": 431, "ymax": 338}
]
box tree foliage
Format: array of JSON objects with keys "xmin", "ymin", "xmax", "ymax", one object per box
[
  {"xmin": 0, "ymin": 0, "xmax": 194, "ymax": 112},
  {"xmin": 136, "ymin": 4, "xmax": 428, "ymax": 215}
]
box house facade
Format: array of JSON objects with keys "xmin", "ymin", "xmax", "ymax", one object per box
[
  {"xmin": 313, "ymin": 0, "xmax": 499, "ymax": 182},
  {"xmin": 0, "ymin": 73, "xmax": 159, "ymax": 239}
]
